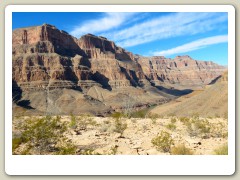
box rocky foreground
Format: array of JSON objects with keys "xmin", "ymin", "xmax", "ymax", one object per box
[{"xmin": 12, "ymin": 115, "xmax": 228, "ymax": 155}]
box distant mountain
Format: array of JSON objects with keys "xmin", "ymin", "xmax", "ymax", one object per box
[{"xmin": 12, "ymin": 24, "xmax": 226, "ymax": 115}]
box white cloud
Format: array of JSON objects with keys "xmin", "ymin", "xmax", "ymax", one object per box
[
  {"xmin": 153, "ymin": 35, "xmax": 228, "ymax": 56},
  {"xmin": 70, "ymin": 12, "xmax": 137, "ymax": 38},
  {"xmin": 102, "ymin": 12, "xmax": 227, "ymax": 47}
]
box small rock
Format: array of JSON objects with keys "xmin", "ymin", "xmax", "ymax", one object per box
[{"xmin": 132, "ymin": 145, "xmax": 141, "ymax": 149}]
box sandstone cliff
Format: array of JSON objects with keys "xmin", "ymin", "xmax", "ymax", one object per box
[
  {"xmin": 136, "ymin": 55, "xmax": 226, "ymax": 89},
  {"xmin": 12, "ymin": 24, "xmax": 226, "ymax": 115}
]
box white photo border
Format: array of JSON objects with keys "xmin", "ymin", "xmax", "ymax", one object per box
[{"xmin": 5, "ymin": 5, "xmax": 235, "ymax": 175}]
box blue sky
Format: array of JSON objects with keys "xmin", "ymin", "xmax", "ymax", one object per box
[{"xmin": 13, "ymin": 12, "xmax": 228, "ymax": 65}]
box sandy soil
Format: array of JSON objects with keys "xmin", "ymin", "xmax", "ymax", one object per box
[{"xmin": 13, "ymin": 115, "xmax": 228, "ymax": 155}]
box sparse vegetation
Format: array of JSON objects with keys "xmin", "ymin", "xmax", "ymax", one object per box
[
  {"xmin": 55, "ymin": 138, "xmax": 77, "ymax": 155},
  {"xmin": 166, "ymin": 123, "xmax": 176, "ymax": 131},
  {"xmin": 210, "ymin": 121, "xmax": 227, "ymax": 138},
  {"xmin": 12, "ymin": 137, "xmax": 22, "ymax": 152},
  {"xmin": 12, "ymin": 112, "xmax": 228, "ymax": 155},
  {"xmin": 148, "ymin": 113, "xmax": 159, "ymax": 124},
  {"xmin": 170, "ymin": 117, "xmax": 177, "ymax": 124},
  {"xmin": 151, "ymin": 131, "xmax": 173, "ymax": 152},
  {"xmin": 13, "ymin": 116, "xmax": 76, "ymax": 155},
  {"xmin": 130, "ymin": 109, "xmax": 148, "ymax": 118},
  {"xmin": 179, "ymin": 117, "xmax": 190, "ymax": 125},
  {"xmin": 111, "ymin": 112, "xmax": 125, "ymax": 119},
  {"xmin": 214, "ymin": 144, "xmax": 228, "ymax": 155},
  {"xmin": 70, "ymin": 114, "xmax": 97, "ymax": 131},
  {"xmin": 113, "ymin": 118, "xmax": 127, "ymax": 135},
  {"xmin": 171, "ymin": 144, "xmax": 193, "ymax": 155},
  {"xmin": 186, "ymin": 118, "xmax": 211, "ymax": 138}
]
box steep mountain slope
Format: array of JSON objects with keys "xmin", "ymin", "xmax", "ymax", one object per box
[
  {"xmin": 12, "ymin": 24, "xmax": 226, "ymax": 115},
  {"xmin": 151, "ymin": 71, "xmax": 228, "ymax": 117}
]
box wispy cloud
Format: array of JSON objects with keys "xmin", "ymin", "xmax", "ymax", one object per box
[
  {"xmin": 152, "ymin": 35, "xmax": 228, "ymax": 56},
  {"xmin": 70, "ymin": 12, "xmax": 138, "ymax": 38},
  {"xmin": 101, "ymin": 12, "xmax": 227, "ymax": 47}
]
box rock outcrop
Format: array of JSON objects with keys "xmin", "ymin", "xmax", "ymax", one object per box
[
  {"xmin": 136, "ymin": 55, "xmax": 226, "ymax": 89},
  {"xmin": 12, "ymin": 24, "xmax": 226, "ymax": 115}
]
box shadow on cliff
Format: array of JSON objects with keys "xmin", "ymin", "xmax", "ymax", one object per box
[
  {"xmin": 120, "ymin": 66, "xmax": 139, "ymax": 87},
  {"xmin": 92, "ymin": 71, "xmax": 112, "ymax": 90},
  {"xmin": 12, "ymin": 80, "xmax": 22, "ymax": 103},
  {"xmin": 12, "ymin": 80, "xmax": 35, "ymax": 109},
  {"xmin": 52, "ymin": 37, "xmax": 86, "ymax": 58},
  {"xmin": 155, "ymin": 85, "xmax": 193, "ymax": 96},
  {"xmin": 17, "ymin": 100, "xmax": 35, "ymax": 109},
  {"xmin": 208, "ymin": 75, "xmax": 222, "ymax": 85}
]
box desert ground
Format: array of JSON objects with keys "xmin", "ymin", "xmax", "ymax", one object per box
[{"xmin": 12, "ymin": 114, "xmax": 228, "ymax": 155}]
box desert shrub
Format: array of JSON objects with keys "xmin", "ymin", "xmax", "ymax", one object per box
[
  {"xmin": 12, "ymin": 137, "xmax": 22, "ymax": 152},
  {"xmin": 191, "ymin": 112, "xmax": 200, "ymax": 119},
  {"xmin": 111, "ymin": 112, "xmax": 125, "ymax": 119},
  {"xmin": 13, "ymin": 116, "xmax": 75, "ymax": 155},
  {"xmin": 148, "ymin": 113, "xmax": 159, "ymax": 124},
  {"xmin": 210, "ymin": 122, "xmax": 227, "ymax": 138},
  {"xmin": 69, "ymin": 114, "xmax": 77, "ymax": 129},
  {"xmin": 166, "ymin": 123, "xmax": 176, "ymax": 131},
  {"xmin": 170, "ymin": 117, "xmax": 177, "ymax": 124},
  {"xmin": 151, "ymin": 131, "xmax": 173, "ymax": 152},
  {"xmin": 171, "ymin": 144, "xmax": 193, "ymax": 155},
  {"xmin": 113, "ymin": 118, "xmax": 127, "ymax": 135},
  {"xmin": 99, "ymin": 121, "xmax": 111, "ymax": 133},
  {"xmin": 130, "ymin": 109, "xmax": 148, "ymax": 118},
  {"xmin": 187, "ymin": 119, "xmax": 211, "ymax": 138},
  {"xmin": 55, "ymin": 138, "xmax": 77, "ymax": 155},
  {"xmin": 71, "ymin": 114, "xmax": 97, "ymax": 131},
  {"xmin": 214, "ymin": 144, "xmax": 228, "ymax": 155},
  {"xmin": 179, "ymin": 117, "xmax": 190, "ymax": 125}
]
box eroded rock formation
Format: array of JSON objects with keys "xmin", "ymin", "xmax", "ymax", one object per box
[{"xmin": 12, "ymin": 24, "xmax": 226, "ymax": 115}]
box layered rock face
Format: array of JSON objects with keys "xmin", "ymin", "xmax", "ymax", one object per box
[
  {"xmin": 13, "ymin": 24, "xmax": 146, "ymax": 91},
  {"xmin": 136, "ymin": 55, "xmax": 226, "ymax": 88},
  {"xmin": 12, "ymin": 24, "xmax": 226, "ymax": 115}
]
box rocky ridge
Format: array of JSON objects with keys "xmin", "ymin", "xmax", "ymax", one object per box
[{"xmin": 12, "ymin": 24, "xmax": 226, "ymax": 115}]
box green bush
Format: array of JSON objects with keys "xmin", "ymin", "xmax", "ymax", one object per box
[
  {"xmin": 171, "ymin": 144, "xmax": 193, "ymax": 155},
  {"xmin": 13, "ymin": 116, "xmax": 75, "ymax": 155},
  {"xmin": 111, "ymin": 112, "xmax": 125, "ymax": 119},
  {"xmin": 151, "ymin": 131, "xmax": 173, "ymax": 152},
  {"xmin": 170, "ymin": 117, "xmax": 177, "ymax": 124},
  {"xmin": 166, "ymin": 123, "xmax": 176, "ymax": 130},
  {"xmin": 130, "ymin": 109, "xmax": 149, "ymax": 118},
  {"xmin": 187, "ymin": 119, "xmax": 211, "ymax": 138},
  {"xmin": 114, "ymin": 119, "xmax": 127, "ymax": 135},
  {"xmin": 179, "ymin": 117, "xmax": 190, "ymax": 125},
  {"xmin": 69, "ymin": 114, "xmax": 77, "ymax": 129},
  {"xmin": 56, "ymin": 138, "xmax": 77, "ymax": 155},
  {"xmin": 12, "ymin": 137, "xmax": 22, "ymax": 152},
  {"xmin": 214, "ymin": 144, "xmax": 228, "ymax": 155},
  {"xmin": 210, "ymin": 122, "xmax": 227, "ymax": 138}
]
